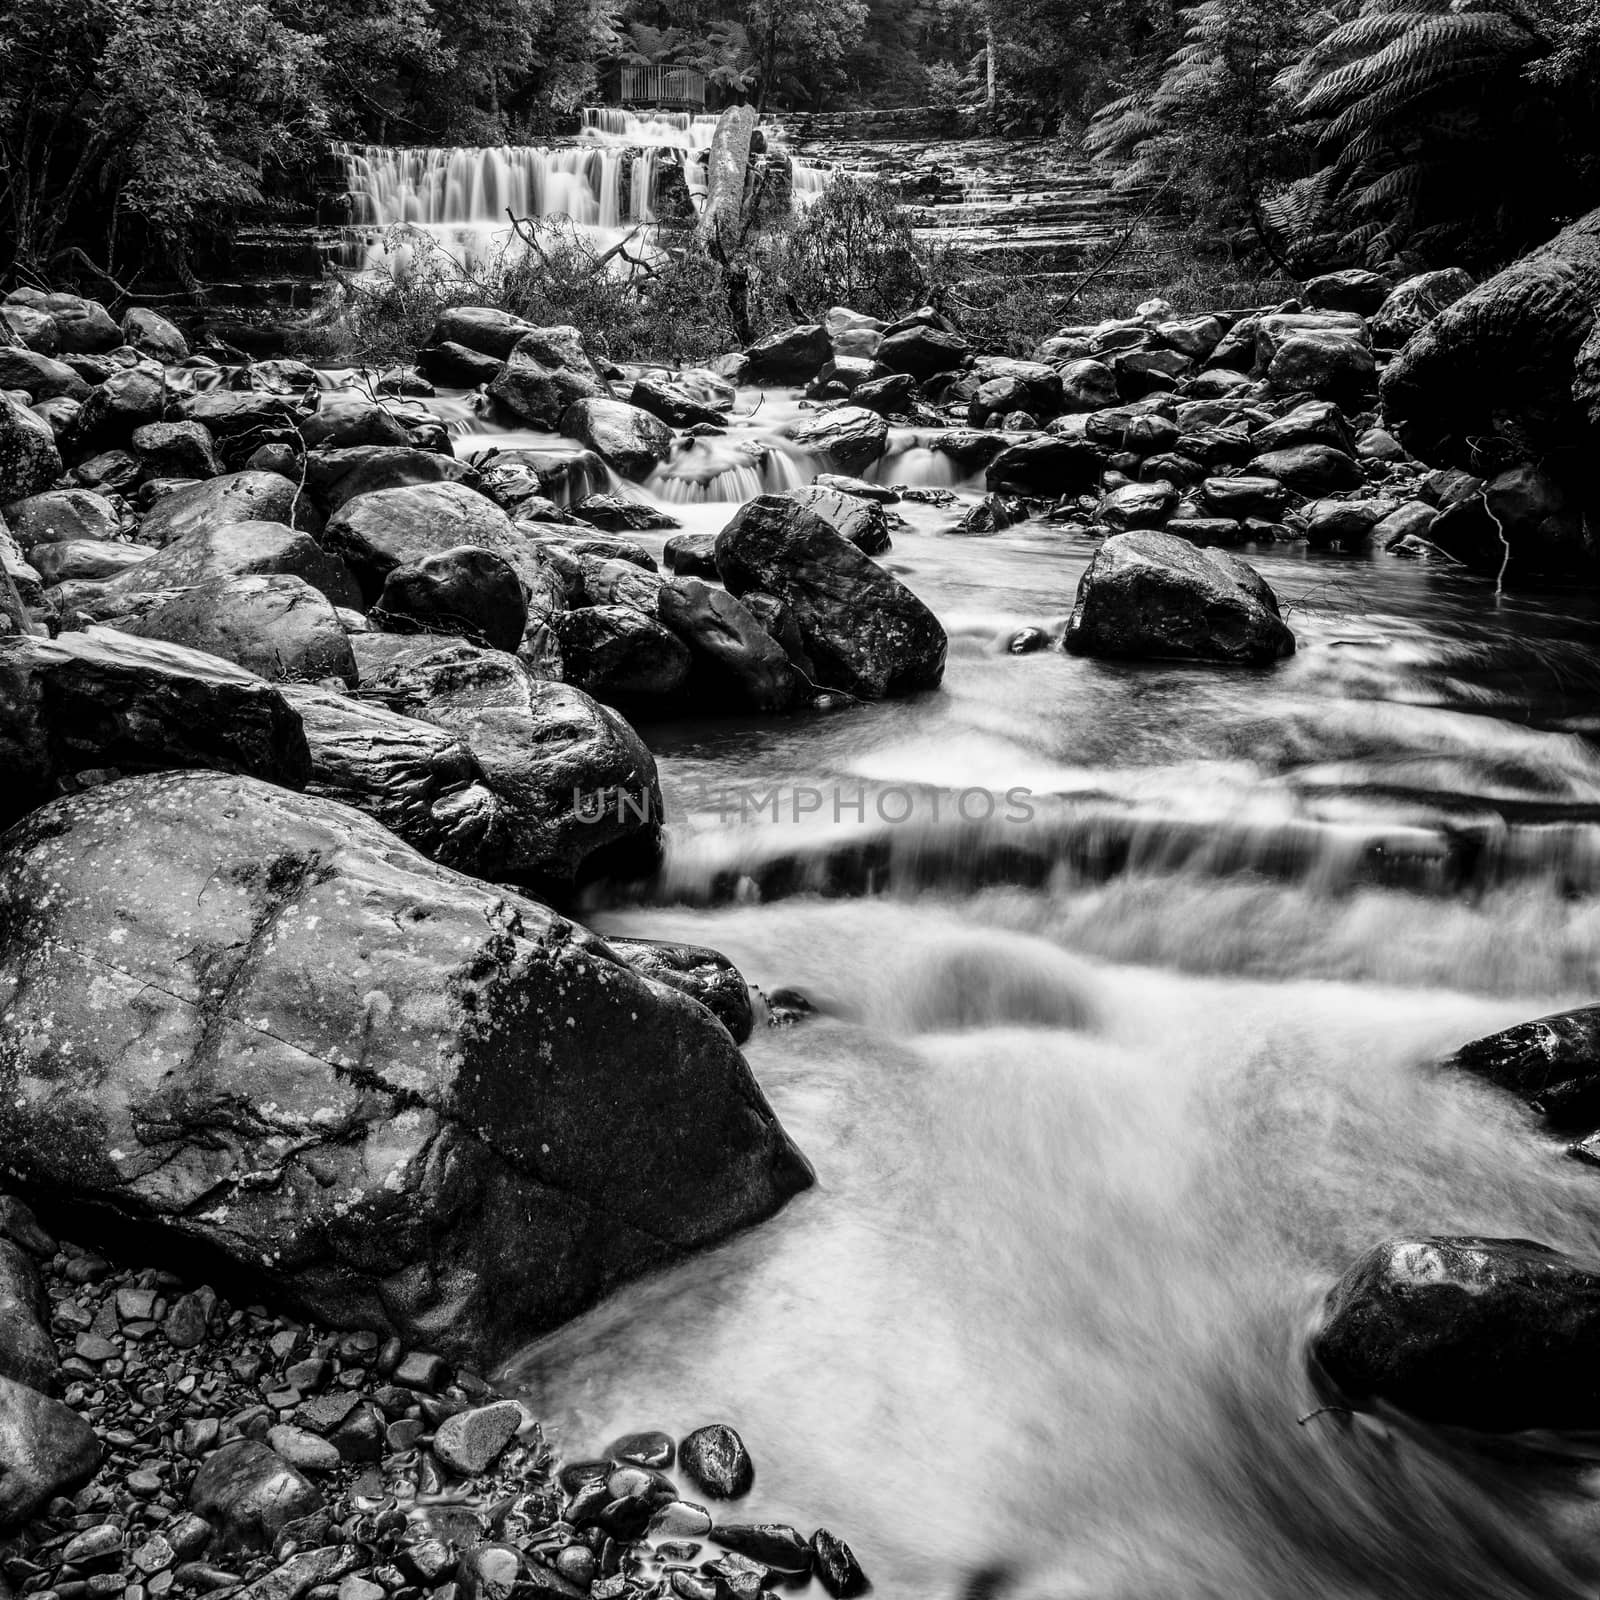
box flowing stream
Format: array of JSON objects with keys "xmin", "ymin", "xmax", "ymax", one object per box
[{"xmin": 438, "ymin": 375, "xmax": 1600, "ymax": 1597}]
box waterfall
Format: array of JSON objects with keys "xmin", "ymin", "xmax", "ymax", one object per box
[
  {"xmin": 580, "ymin": 108, "xmax": 719, "ymax": 151},
  {"xmin": 791, "ymin": 158, "xmax": 835, "ymax": 208}
]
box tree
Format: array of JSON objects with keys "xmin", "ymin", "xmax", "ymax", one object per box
[{"xmin": 743, "ymin": 0, "xmax": 869, "ymax": 107}]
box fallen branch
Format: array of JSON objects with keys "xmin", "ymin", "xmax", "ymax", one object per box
[{"xmin": 1053, "ymin": 178, "xmax": 1174, "ymax": 312}]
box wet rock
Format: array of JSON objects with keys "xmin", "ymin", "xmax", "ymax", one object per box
[
  {"xmin": 984, "ymin": 436, "xmax": 1104, "ymax": 496},
  {"xmin": 0, "ymin": 1240, "xmax": 55, "ymax": 1392},
  {"xmin": 140, "ymin": 471, "xmax": 302, "ymax": 548},
  {"xmin": 784, "ymin": 407, "xmax": 888, "ymax": 477},
  {"xmin": 701, "ymin": 1550, "xmax": 767, "ymax": 1599},
  {"xmin": 677, "ymin": 1425, "xmax": 752, "ymax": 1500},
  {"xmin": 169, "ymin": 394, "xmax": 301, "ymax": 467},
  {"xmin": 72, "ymin": 367, "xmax": 166, "ymax": 454},
  {"xmin": 849, "ymin": 373, "xmax": 917, "ymax": 416},
  {"xmin": 630, "ymin": 376, "xmax": 725, "ymax": 429},
  {"xmin": 873, "ymin": 326, "xmax": 969, "ymax": 379},
  {"xmin": 555, "ymin": 603, "xmax": 691, "ymax": 704},
  {"xmin": 1301, "ymin": 499, "xmax": 1387, "ymax": 551},
  {"xmin": 1443, "ymin": 1004, "xmax": 1600, "ymax": 1130},
  {"xmin": 430, "ymin": 308, "xmax": 545, "ymax": 362},
  {"xmin": 1303, "ymin": 268, "xmax": 1392, "ymax": 316},
  {"xmin": 104, "ymin": 519, "xmax": 360, "ymax": 610},
  {"xmin": 714, "ymin": 1524, "xmax": 811, "ymax": 1575},
  {"xmin": 264, "ymin": 1425, "xmax": 340, "ymax": 1475},
  {"xmin": 1056, "ymin": 359, "xmax": 1120, "ymax": 414},
  {"xmin": 298, "ymin": 401, "xmax": 410, "ymax": 452},
  {"xmin": 560, "ymin": 398, "xmax": 673, "ymax": 481},
  {"xmin": 32, "ymin": 538, "xmax": 148, "ymax": 585},
  {"xmin": 3, "ymin": 489, "xmax": 118, "ymax": 551},
  {"xmin": 1428, "ymin": 465, "xmax": 1592, "ymax": 582},
  {"xmin": 0, "ymin": 771, "xmax": 811, "ymax": 1365},
  {"xmin": 188, "ymin": 1440, "xmax": 322, "ymax": 1553},
  {"xmin": 456, "ymin": 1544, "xmax": 522, "ymax": 1600},
  {"xmin": 664, "ymin": 533, "xmax": 719, "ymax": 578},
  {"xmin": 809, "ymin": 1529, "xmax": 868, "ymax": 1596},
  {"xmin": 657, "ymin": 580, "xmax": 804, "ymax": 713},
  {"xmin": 780, "ymin": 486, "xmax": 891, "ymax": 555},
  {"xmin": 0, "ymin": 1373, "xmax": 99, "ymax": 1527},
  {"xmin": 1064, "ymin": 529, "xmax": 1294, "ymax": 665},
  {"xmin": 1098, "ymin": 480, "xmax": 1176, "ymax": 532},
  {"xmin": 610, "ymin": 1429, "xmax": 674, "ymax": 1469},
  {"xmin": 1369, "ymin": 268, "xmax": 1474, "ymax": 348},
  {"xmin": 743, "ymin": 326, "xmax": 831, "ymax": 384},
  {"xmin": 419, "ymin": 342, "xmax": 504, "ymax": 388},
  {"xmin": 569, "ymin": 492, "xmax": 679, "ymax": 533},
  {"xmin": 1266, "ymin": 333, "xmax": 1376, "ymax": 402},
  {"xmin": 1311, "ymin": 1236, "xmax": 1600, "ymax": 1431},
  {"xmin": 122, "ymin": 308, "xmax": 189, "ymax": 362},
  {"xmin": 131, "ymin": 421, "xmax": 223, "ymax": 480},
  {"xmin": 301, "ymin": 447, "xmax": 476, "ymax": 516},
  {"xmin": 0, "ymin": 627, "xmax": 309, "ymax": 827},
  {"xmin": 603, "ymin": 937, "xmax": 754, "ymax": 1044},
  {"xmin": 1375, "ymin": 501, "xmax": 1438, "ymax": 551},
  {"xmin": 488, "ymin": 327, "xmax": 611, "ymax": 430},
  {"xmin": 715, "ymin": 494, "xmax": 945, "ymax": 699},
  {"xmin": 353, "ymin": 633, "xmax": 660, "ymax": 885},
  {"xmin": 433, "ymin": 1400, "xmax": 524, "ymax": 1476},
  {"xmin": 1245, "ymin": 444, "xmax": 1363, "ymax": 496},
  {"xmin": 1, "ymin": 396, "xmax": 63, "ymax": 503},
  {"xmin": 0, "ymin": 348, "xmax": 88, "ymax": 403},
  {"xmin": 119, "ymin": 574, "xmax": 357, "ymax": 687},
  {"xmin": 375, "ymin": 546, "xmax": 527, "ymax": 652}
]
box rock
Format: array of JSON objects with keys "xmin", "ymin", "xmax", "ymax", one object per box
[
  {"xmin": 678, "ymin": 1425, "xmax": 752, "ymax": 1499},
  {"xmin": 1369, "ymin": 269, "xmax": 1474, "ymax": 347},
  {"xmin": 264, "ymin": 1425, "xmax": 340, "ymax": 1475},
  {"xmin": 784, "ymin": 407, "xmax": 888, "ymax": 476},
  {"xmin": 1252, "ymin": 400, "xmax": 1353, "ymax": 455},
  {"xmin": 456, "ymin": 1545, "xmax": 521, "ymax": 1600},
  {"xmin": 1245, "ymin": 444, "xmax": 1363, "ymax": 496},
  {"xmin": 169, "ymin": 393, "xmax": 301, "ymax": 466},
  {"xmin": 433, "ymin": 1400, "xmax": 524, "ymax": 1476},
  {"xmin": 281, "ymin": 686, "xmax": 510, "ymax": 879},
  {"xmin": 1301, "ymin": 499, "xmax": 1387, "ymax": 550},
  {"xmin": 0, "ymin": 1240, "xmax": 55, "ymax": 1391},
  {"xmin": 603, "ymin": 936, "xmax": 755, "ymax": 1044},
  {"xmin": 714, "ymin": 1525, "xmax": 811, "ymax": 1575},
  {"xmin": 874, "ymin": 326, "xmax": 969, "ymax": 379},
  {"xmin": 188, "ymin": 1440, "xmax": 323, "ymax": 1553},
  {"xmin": 31, "ymin": 539, "xmax": 148, "ymax": 585},
  {"xmin": 984, "ymin": 436, "xmax": 1104, "ymax": 496},
  {"xmin": 298, "ymin": 400, "xmax": 410, "ymax": 452},
  {"xmin": 1374, "ymin": 501, "xmax": 1438, "ymax": 551},
  {"xmin": 570, "ymin": 492, "xmax": 679, "ymax": 533},
  {"xmin": 1051, "ymin": 359, "xmax": 1118, "ymax": 414},
  {"xmin": 1064, "ymin": 529, "xmax": 1295, "ymax": 665},
  {"xmin": 418, "ymin": 342, "xmax": 504, "ymax": 388},
  {"xmin": 1, "ymin": 396, "xmax": 62, "ymax": 503},
  {"xmin": 140, "ymin": 471, "xmax": 302, "ymax": 548},
  {"xmin": 0, "ymin": 769, "xmax": 812, "ymax": 1363},
  {"xmin": 664, "ymin": 533, "xmax": 719, "ymax": 578},
  {"xmin": 0, "ymin": 305, "xmax": 60, "ymax": 356},
  {"xmin": 0, "ymin": 1374, "xmax": 99, "ymax": 1527},
  {"xmin": 656, "ymin": 580, "xmax": 804, "ymax": 713},
  {"xmin": 430, "ymin": 308, "xmax": 543, "ymax": 361},
  {"xmin": 743, "ymin": 326, "xmax": 832, "ymax": 384},
  {"xmin": 375, "ymin": 546, "xmax": 528, "ymax": 652},
  {"xmin": 119, "ymin": 574, "xmax": 358, "ymax": 687},
  {"xmin": 1442, "ymin": 1004, "xmax": 1600, "ymax": 1131},
  {"xmin": 0, "ymin": 627, "xmax": 309, "ymax": 826},
  {"xmin": 351, "ymin": 635, "xmax": 663, "ymax": 888},
  {"xmin": 131, "ymin": 420, "xmax": 223, "ymax": 480},
  {"xmin": 1098, "ymin": 480, "xmax": 1176, "ymax": 532},
  {"xmin": 561, "ymin": 399, "xmax": 673, "ymax": 480},
  {"xmin": 1311, "ymin": 1237, "xmax": 1600, "ymax": 1431},
  {"xmin": 1303, "ymin": 268, "xmax": 1392, "ymax": 316},
  {"xmin": 73, "ymin": 367, "xmax": 166, "ymax": 453},
  {"xmin": 630, "ymin": 376, "xmax": 724, "ymax": 428},
  {"xmin": 809, "ymin": 1530, "xmax": 868, "ymax": 1597},
  {"xmin": 610, "ymin": 1429, "xmax": 674, "ymax": 1469},
  {"xmin": 1266, "ymin": 333, "xmax": 1376, "ymax": 401},
  {"xmin": 0, "ymin": 347, "xmax": 88, "ymax": 403},
  {"xmin": 1379, "ymin": 209, "xmax": 1600, "ymax": 485},
  {"xmin": 122, "ymin": 308, "xmax": 189, "ymax": 362},
  {"xmin": 849, "ymin": 373, "xmax": 917, "ymax": 416},
  {"xmin": 488, "ymin": 328, "xmax": 611, "ymax": 429},
  {"xmin": 1427, "ymin": 464, "xmax": 1593, "ymax": 582},
  {"xmin": 555, "ymin": 604, "xmax": 691, "ymax": 704},
  {"xmin": 103, "ymin": 519, "xmax": 360, "ymax": 610},
  {"xmin": 714, "ymin": 494, "xmax": 945, "ymax": 698},
  {"xmin": 3, "ymin": 488, "xmax": 118, "ymax": 551},
  {"xmin": 779, "ymin": 486, "xmax": 891, "ymax": 555},
  {"xmin": 301, "ymin": 447, "xmax": 477, "ymax": 515}
]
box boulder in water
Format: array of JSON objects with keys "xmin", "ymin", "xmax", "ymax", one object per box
[
  {"xmin": 429, "ymin": 307, "xmax": 545, "ymax": 362},
  {"xmin": 715, "ymin": 494, "xmax": 945, "ymax": 699},
  {"xmin": 298, "ymin": 400, "xmax": 411, "ymax": 452},
  {"xmin": 0, "ymin": 627, "xmax": 309, "ymax": 826},
  {"xmin": 779, "ymin": 485, "xmax": 891, "ymax": 554},
  {"xmin": 1443, "ymin": 1004, "xmax": 1600, "ymax": 1131},
  {"xmin": 561, "ymin": 398, "xmax": 674, "ymax": 480},
  {"xmin": 1064, "ymin": 529, "xmax": 1294, "ymax": 665},
  {"xmin": 873, "ymin": 325, "xmax": 970, "ymax": 380},
  {"xmin": 630, "ymin": 375, "xmax": 725, "ymax": 428},
  {"xmin": 984, "ymin": 435, "xmax": 1104, "ymax": 496},
  {"xmin": 784, "ymin": 407, "xmax": 888, "ymax": 476},
  {"xmin": 603, "ymin": 936, "xmax": 755, "ymax": 1044},
  {"xmin": 555, "ymin": 603, "xmax": 692, "ymax": 705},
  {"xmin": 321, "ymin": 482, "xmax": 518, "ymax": 601},
  {"xmin": 1311, "ymin": 1236, "xmax": 1600, "ymax": 1431},
  {"xmin": 488, "ymin": 327, "xmax": 611, "ymax": 430},
  {"xmin": 0, "ymin": 769, "xmax": 812, "ymax": 1365},
  {"xmin": 656, "ymin": 579, "xmax": 804, "ymax": 712},
  {"xmin": 743, "ymin": 325, "xmax": 831, "ymax": 384}
]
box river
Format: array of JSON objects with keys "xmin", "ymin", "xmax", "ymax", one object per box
[{"xmin": 400, "ymin": 379, "xmax": 1600, "ymax": 1596}]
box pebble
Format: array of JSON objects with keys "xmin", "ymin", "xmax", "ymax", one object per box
[
  {"xmin": 647, "ymin": 1501, "xmax": 712, "ymax": 1539},
  {"xmin": 607, "ymin": 1430, "xmax": 674, "ymax": 1470},
  {"xmin": 130, "ymin": 1535, "xmax": 175, "ymax": 1575},
  {"xmin": 60, "ymin": 1526, "xmax": 124, "ymax": 1565},
  {"xmin": 392, "ymin": 1353, "xmax": 448, "ymax": 1392},
  {"xmin": 431, "ymin": 1401, "xmax": 522, "ymax": 1477},
  {"xmin": 677, "ymin": 1425, "xmax": 754, "ymax": 1499},
  {"xmin": 266, "ymin": 1425, "xmax": 341, "ymax": 1475},
  {"xmin": 714, "ymin": 1523, "xmax": 812, "ymax": 1575},
  {"xmin": 810, "ymin": 1528, "xmax": 870, "ymax": 1597}
]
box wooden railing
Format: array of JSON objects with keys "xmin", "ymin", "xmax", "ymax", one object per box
[{"xmin": 619, "ymin": 64, "xmax": 707, "ymax": 109}]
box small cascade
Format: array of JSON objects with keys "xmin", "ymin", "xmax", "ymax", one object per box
[
  {"xmin": 791, "ymin": 158, "xmax": 834, "ymax": 208},
  {"xmin": 580, "ymin": 108, "xmax": 719, "ymax": 151}
]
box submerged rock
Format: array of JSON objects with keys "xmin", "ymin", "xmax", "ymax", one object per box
[
  {"xmin": 1312, "ymin": 1236, "xmax": 1600, "ymax": 1431},
  {"xmin": 0, "ymin": 770, "xmax": 813, "ymax": 1365},
  {"xmin": 1443, "ymin": 1004, "xmax": 1600, "ymax": 1131},
  {"xmin": 1064, "ymin": 530, "xmax": 1294, "ymax": 666}
]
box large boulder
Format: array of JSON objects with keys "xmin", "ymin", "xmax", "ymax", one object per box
[
  {"xmin": 778, "ymin": 486, "xmax": 890, "ymax": 555},
  {"xmin": 3, "ymin": 490, "xmax": 118, "ymax": 552},
  {"xmin": 298, "ymin": 400, "xmax": 410, "ymax": 452},
  {"xmin": 130, "ymin": 421, "xmax": 222, "ymax": 480},
  {"xmin": 873, "ymin": 326, "xmax": 969, "ymax": 380},
  {"xmin": 41, "ymin": 294, "xmax": 119, "ymax": 354},
  {"xmin": 487, "ymin": 327, "xmax": 611, "ymax": 429},
  {"xmin": 555, "ymin": 604, "xmax": 692, "ymax": 705},
  {"xmin": 783, "ymin": 408, "xmax": 888, "ymax": 477},
  {"xmin": 351, "ymin": 635, "xmax": 663, "ymax": 887},
  {"xmin": 301, "ymin": 446, "xmax": 476, "ymax": 515},
  {"xmin": 0, "ymin": 349, "xmax": 88, "ymax": 404},
  {"xmin": 743, "ymin": 326, "xmax": 831, "ymax": 385},
  {"xmin": 375, "ymin": 546, "xmax": 528, "ymax": 651},
  {"xmin": 715, "ymin": 495, "xmax": 945, "ymax": 699},
  {"xmin": 1063, "ymin": 530, "xmax": 1294, "ymax": 665},
  {"xmin": 1370, "ymin": 269, "xmax": 1474, "ymax": 348},
  {"xmin": 0, "ymin": 1375, "xmax": 99, "ymax": 1526},
  {"xmin": 1443, "ymin": 1004, "xmax": 1600, "ymax": 1131},
  {"xmin": 429, "ymin": 308, "xmax": 544, "ymax": 362},
  {"xmin": 0, "ymin": 771, "xmax": 812, "ymax": 1363},
  {"xmin": 561, "ymin": 399, "xmax": 674, "ymax": 480},
  {"xmin": 629, "ymin": 375, "xmax": 726, "ymax": 429},
  {"xmin": 0, "ymin": 628, "xmax": 309, "ymax": 826},
  {"xmin": 1311, "ymin": 1237, "xmax": 1600, "ymax": 1432},
  {"xmin": 656, "ymin": 580, "xmax": 805, "ymax": 712},
  {"xmin": 1427, "ymin": 465, "xmax": 1593, "ymax": 581},
  {"xmin": 1380, "ymin": 209, "xmax": 1600, "ymax": 486},
  {"xmin": 103, "ymin": 520, "xmax": 360, "ymax": 609},
  {"xmin": 984, "ymin": 436, "xmax": 1104, "ymax": 496},
  {"xmin": 119, "ymin": 574, "xmax": 358, "ymax": 687},
  {"xmin": 0, "ymin": 398, "xmax": 62, "ymax": 504},
  {"xmin": 140, "ymin": 472, "xmax": 302, "ymax": 548},
  {"xmin": 121, "ymin": 308, "xmax": 190, "ymax": 363},
  {"xmin": 1266, "ymin": 333, "xmax": 1376, "ymax": 402}
]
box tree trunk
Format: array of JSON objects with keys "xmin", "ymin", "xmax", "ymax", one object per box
[{"xmin": 985, "ymin": 7, "xmax": 997, "ymax": 109}]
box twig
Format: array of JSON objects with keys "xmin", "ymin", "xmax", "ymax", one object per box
[
  {"xmin": 1053, "ymin": 178, "xmax": 1175, "ymax": 312},
  {"xmin": 1296, "ymin": 1405, "xmax": 1353, "ymax": 1426}
]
